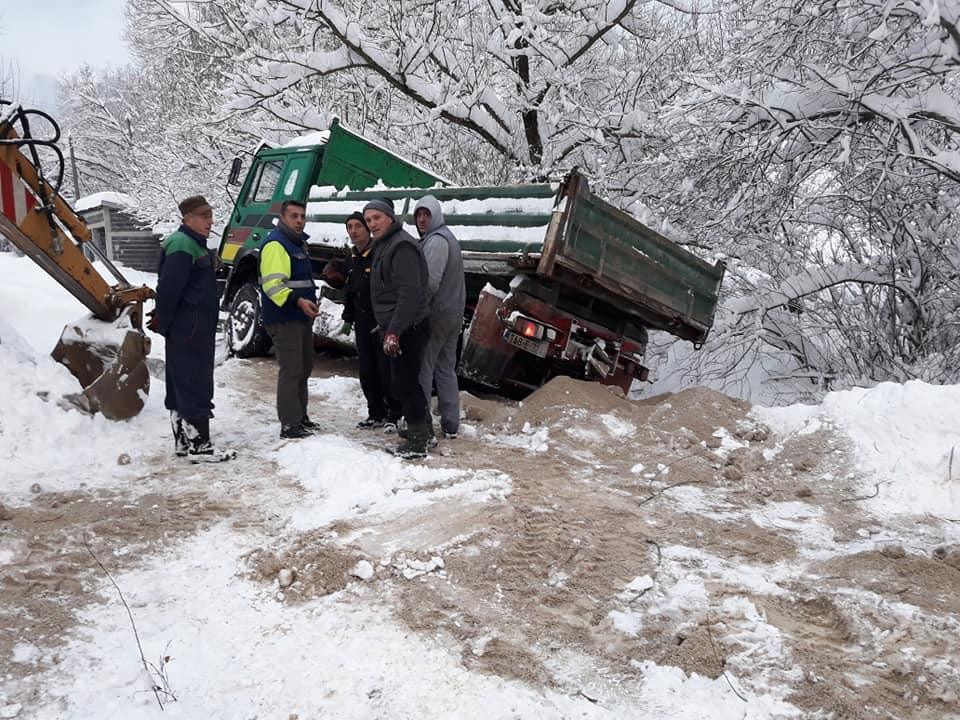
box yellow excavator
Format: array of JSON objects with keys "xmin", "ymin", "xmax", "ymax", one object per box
[{"xmin": 0, "ymin": 100, "xmax": 154, "ymax": 419}]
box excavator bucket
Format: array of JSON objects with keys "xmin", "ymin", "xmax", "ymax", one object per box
[{"xmin": 51, "ymin": 314, "xmax": 152, "ymax": 421}]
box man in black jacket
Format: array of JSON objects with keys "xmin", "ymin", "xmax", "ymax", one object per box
[
  {"xmin": 363, "ymin": 199, "xmax": 431, "ymax": 458},
  {"xmin": 340, "ymin": 211, "xmax": 400, "ymax": 429}
]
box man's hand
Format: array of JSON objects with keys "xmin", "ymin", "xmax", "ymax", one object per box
[
  {"xmin": 146, "ymin": 309, "xmax": 160, "ymax": 333},
  {"xmin": 297, "ymin": 297, "xmax": 320, "ymax": 319},
  {"xmin": 338, "ymin": 322, "xmax": 353, "ymax": 336},
  {"xmin": 382, "ymin": 332, "xmax": 401, "ymax": 357}
]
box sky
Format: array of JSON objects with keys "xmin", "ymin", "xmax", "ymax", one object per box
[{"xmin": 0, "ymin": 0, "xmax": 130, "ymax": 109}]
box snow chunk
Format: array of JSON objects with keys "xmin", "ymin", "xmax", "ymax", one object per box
[{"xmin": 350, "ymin": 559, "xmax": 375, "ymax": 580}]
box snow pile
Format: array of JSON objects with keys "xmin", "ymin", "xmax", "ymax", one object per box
[
  {"xmin": 0, "ymin": 254, "xmax": 169, "ymax": 499},
  {"xmin": 756, "ymin": 380, "xmax": 960, "ymax": 518},
  {"xmin": 0, "ymin": 315, "xmax": 167, "ymax": 499}
]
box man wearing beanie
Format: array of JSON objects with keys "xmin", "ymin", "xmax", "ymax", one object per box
[
  {"xmin": 151, "ymin": 196, "xmax": 233, "ymax": 462},
  {"xmin": 259, "ymin": 199, "xmax": 321, "ymax": 439},
  {"xmin": 340, "ymin": 211, "xmax": 401, "ymax": 429},
  {"xmin": 364, "ymin": 198, "xmax": 432, "ymax": 458}
]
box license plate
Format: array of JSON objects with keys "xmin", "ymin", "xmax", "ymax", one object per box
[{"xmin": 503, "ymin": 330, "xmax": 549, "ymax": 358}]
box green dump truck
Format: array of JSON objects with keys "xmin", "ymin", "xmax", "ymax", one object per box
[{"xmin": 218, "ymin": 121, "xmax": 725, "ymax": 394}]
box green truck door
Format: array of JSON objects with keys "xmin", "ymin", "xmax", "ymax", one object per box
[{"xmin": 220, "ymin": 150, "xmax": 318, "ymax": 263}]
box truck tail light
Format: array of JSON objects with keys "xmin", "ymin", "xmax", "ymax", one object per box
[
  {"xmin": 514, "ymin": 317, "xmax": 542, "ymax": 339},
  {"xmin": 504, "ymin": 311, "xmax": 560, "ymax": 343}
]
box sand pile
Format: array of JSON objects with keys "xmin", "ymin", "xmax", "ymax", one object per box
[
  {"xmin": 639, "ymin": 386, "xmax": 753, "ymax": 444},
  {"xmin": 509, "ymin": 376, "xmax": 646, "ymax": 429}
]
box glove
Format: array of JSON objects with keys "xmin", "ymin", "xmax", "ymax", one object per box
[
  {"xmin": 382, "ymin": 332, "xmax": 401, "ymax": 357},
  {"xmin": 339, "ymin": 322, "xmax": 353, "ymax": 336}
]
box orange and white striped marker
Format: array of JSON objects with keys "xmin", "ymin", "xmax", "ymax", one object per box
[{"xmin": 0, "ymin": 163, "xmax": 36, "ymax": 225}]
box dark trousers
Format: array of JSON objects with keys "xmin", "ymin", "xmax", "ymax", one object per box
[
  {"xmin": 164, "ymin": 305, "xmax": 216, "ymax": 421},
  {"xmin": 388, "ymin": 321, "xmax": 430, "ymax": 426},
  {"xmin": 355, "ymin": 314, "xmax": 401, "ymax": 421},
  {"xmin": 266, "ymin": 320, "xmax": 314, "ymax": 428}
]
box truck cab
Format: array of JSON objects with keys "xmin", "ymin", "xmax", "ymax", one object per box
[{"xmin": 218, "ymin": 119, "xmax": 444, "ymax": 356}]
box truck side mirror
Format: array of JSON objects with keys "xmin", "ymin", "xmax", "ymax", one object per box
[{"xmin": 228, "ymin": 157, "xmax": 243, "ymax": 186}]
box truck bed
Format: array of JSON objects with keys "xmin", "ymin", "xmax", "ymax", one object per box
[{"xmin": 304, "ymin": 172, "xmax": 724, "ymax": 344}]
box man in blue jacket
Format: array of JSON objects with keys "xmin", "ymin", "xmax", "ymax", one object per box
[
  {"xmin": 152, "ymin": 195, "xmax": 233, "ymax": 462},
  {"xmin": 259, "ymin": 199, "xmax": 320, "ymax": 439}
]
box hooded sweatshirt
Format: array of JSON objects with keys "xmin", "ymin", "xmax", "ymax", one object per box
[{"xmin": 413, "ymin": 195, "xmax": 466, "ymax": 324}]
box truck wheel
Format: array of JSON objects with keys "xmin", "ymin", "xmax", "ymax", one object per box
[{"xmin": 227, "ymin": 282, "xmax": 272, "ymax": 358}]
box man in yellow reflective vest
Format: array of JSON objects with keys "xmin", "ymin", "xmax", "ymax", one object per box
[{"xmin": 259, "ymin": 199, "xmax": 320, "ymax": 439}]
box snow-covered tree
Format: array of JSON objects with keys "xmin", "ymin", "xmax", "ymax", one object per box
[
  {"xmin": 155, "ymin": 0, "xmax": 711, "ymax": 184},
  {"xmin": 663, "ymin": 0, "xmax": 960, "ymax": 384},
  {"xmin": 58, "ymin": 1, "xmax": 266, "ymax": 225}
]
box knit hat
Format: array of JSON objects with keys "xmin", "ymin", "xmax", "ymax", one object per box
[
  {"xmin": 178, "ymin": 195, "xmax": 211, "ymax": 216},
  {"xmin": 362, "ymin": 198, "xmax": 396, "ymax": 221},
  {"xmin": 345, "ymin": 211, "xmax": 368, "ymax": 228}
]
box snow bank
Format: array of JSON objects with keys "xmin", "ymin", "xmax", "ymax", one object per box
[
  {"xmin": 756, "ymin": 380, "xmax": 960, "ymax": 518},
  {"xmin": 0, "ymin": 254, "xmax": 169, "ymax": 500},
  {"xmin": 0, "ymin": 313, "xmax": 169, "ymax": 500}
]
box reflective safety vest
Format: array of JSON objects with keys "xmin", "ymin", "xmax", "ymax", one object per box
[{"xmin": 258, "ymin": 225, "xmax": 318, "ymax": 325}]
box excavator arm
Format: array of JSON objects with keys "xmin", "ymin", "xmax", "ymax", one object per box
[{"xmin": 0, "ymin": 101, "xmax": 155, "ymax": 419}]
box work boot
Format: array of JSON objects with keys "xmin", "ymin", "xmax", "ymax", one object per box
[
  {"xmin": 391, "ymin": 419, "xmax": 432, "ymax": 459},
  {"xmin": 357, "ymin": 417, "xmax": 385, "ymax": 429},
  {"xmin": 280, "ymin": 423, "xmax": 312, "ymax": 440},
  {"xmin": 302, "ymin": 416, "xmax": 320, "ymax": 431},
  {"xmin": 170, "ymin": 411, "xmax": 188, "ymax": 457}
]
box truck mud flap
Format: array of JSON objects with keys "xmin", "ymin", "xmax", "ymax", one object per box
[{"xmin": 457, "ymin": 289, "xmax": 516, "ymax": 388}]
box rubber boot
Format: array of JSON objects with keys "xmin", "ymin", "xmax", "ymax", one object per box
[
  {"xmin": 392, "ymin": 419, "xmax": 431, "ymax": 459},
  {"xmin": 183, "ymin": 417, "xmax": 235, "ymax": 463},
  {"xmin": 170, "ymin": 411, "xmax": 188, "ymax": 457},
  {"xmin": 399, "ymin": 418, "xmax": 436, "ymax": 446}
]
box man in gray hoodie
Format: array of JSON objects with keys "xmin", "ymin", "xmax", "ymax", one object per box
[{"xmin": 413, "ymin": 195, "xmax": 466, "ymax": 438}]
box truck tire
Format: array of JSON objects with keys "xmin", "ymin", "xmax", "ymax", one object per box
[{"xmin": 227, "ymin": 281, "xmax": 272, "ymax": 358}]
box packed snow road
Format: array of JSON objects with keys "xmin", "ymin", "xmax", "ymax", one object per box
[{"xmin": 2, "ymin": 356, "xmax": 959, "ymax": 718}]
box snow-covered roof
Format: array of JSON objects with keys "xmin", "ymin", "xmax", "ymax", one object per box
[
  {"xmin": 303, "ymin": 191, "xmax": 554, "ymax": 249},
  {"xmin": 74, "ymin": 191, "xmax": 137, "ymax": 212},
  {"xmin": 281, "ymin": 131, "xmax": 330, "ymax": 148}
]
